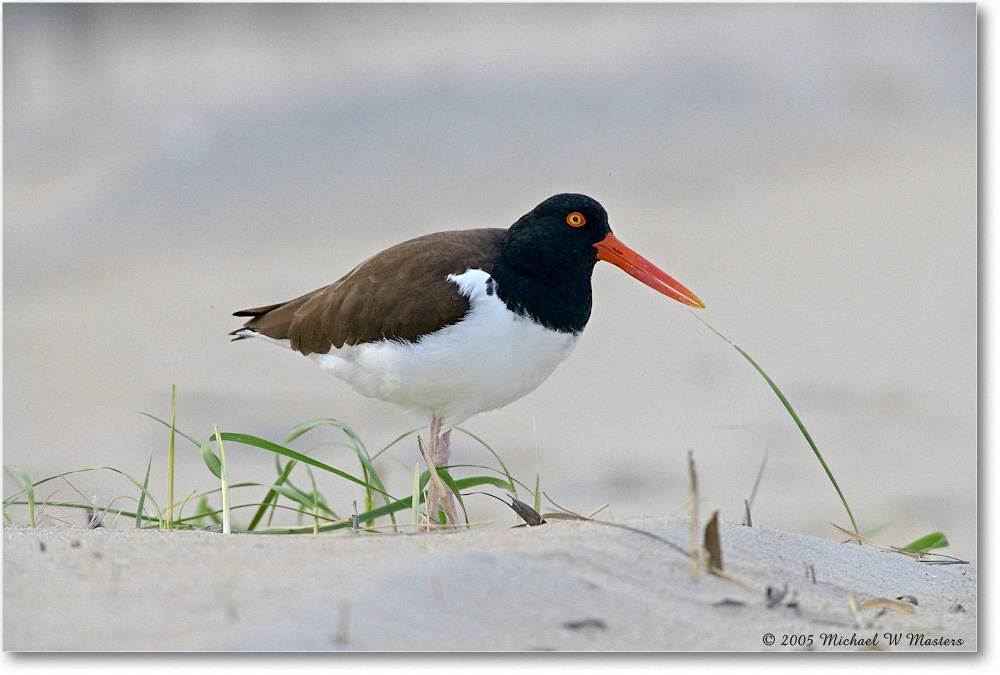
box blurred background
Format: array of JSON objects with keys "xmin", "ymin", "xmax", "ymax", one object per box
[{"xmin": 3, "ymin": 4, "xmax": 977, "ymax": 560}]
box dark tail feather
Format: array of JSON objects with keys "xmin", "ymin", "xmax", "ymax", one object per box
[
  {"xmin": 231, "ymin": 303, "xmax": 283, "ymax": 341},
  {"xmin": 233, "ymin": 302, "xmax": 284, "ymax": 318}
]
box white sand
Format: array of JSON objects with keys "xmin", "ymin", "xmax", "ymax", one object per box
[{"xmin": 2, "ymin": 518, "xmax": 976, "ymax": 651}]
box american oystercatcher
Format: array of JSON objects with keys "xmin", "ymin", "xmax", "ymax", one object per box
[{"xmin": 231, "ymin": 193, "xmax": 703, "ymax": 524}]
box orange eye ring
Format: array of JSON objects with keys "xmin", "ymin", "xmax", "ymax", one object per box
[{"xmin": 566, "ymin": 212, "xmax": 586, "ymax": 227}]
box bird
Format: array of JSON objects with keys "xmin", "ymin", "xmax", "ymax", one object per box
[{"xmin": 231, "ymin": 193, "xmax": 703, "ymax": 526}]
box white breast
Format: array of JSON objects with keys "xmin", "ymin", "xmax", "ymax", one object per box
[{"xmin": 300, "ymin": 268, "xmax": 580, "ymax": 429}]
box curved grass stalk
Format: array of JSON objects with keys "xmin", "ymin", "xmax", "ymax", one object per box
[
  {"xmin": 453, "ymin": 427, "xmax": 518, "ymax": 501},
  {"xmin": 692, "ymin": 313, "xmax": 859, "ymax": 536},
  {"xmin": 285, "ymin": 419, "xmax": 397, "ymax": 530}
]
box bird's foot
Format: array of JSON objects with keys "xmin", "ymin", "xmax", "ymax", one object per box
[
  {"xmin": 418, "ymin": 421, "xmax": 458, "ymax": 529},
  {"xmin": 420, "ymin": 483, "xmax": 457, "ymax": 531}
]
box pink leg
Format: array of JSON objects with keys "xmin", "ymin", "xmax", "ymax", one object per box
[{"xmin": 425, "ymin": 416, "xmax": 456, "ymax": 526}]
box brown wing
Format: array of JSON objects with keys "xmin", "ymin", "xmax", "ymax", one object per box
[{"xmin": 232, "ymin": 228, "xmax": 504, "ymax": 355}]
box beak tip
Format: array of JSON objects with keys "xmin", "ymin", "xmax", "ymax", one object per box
[{"xmin": 595, "ymin": 232, "xmax": 704, "ymax": 309}]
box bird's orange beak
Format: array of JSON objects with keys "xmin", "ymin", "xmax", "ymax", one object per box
[{"xmin": 594, "ymin": 232, "xmax": 704, "ymax": 308}]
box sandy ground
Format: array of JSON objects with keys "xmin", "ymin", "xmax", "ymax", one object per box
[
  {"xmin": 2, "ymin": 4, "xmax": 980, "ymax": 655},
  {"xmin": 2, "ymin": 519, "xmax": 977, "ymax": 652}
]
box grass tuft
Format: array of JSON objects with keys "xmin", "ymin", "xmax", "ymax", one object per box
[{"xmin": 5, "ymin": 388, "xmax": 520, "ymax": 535}]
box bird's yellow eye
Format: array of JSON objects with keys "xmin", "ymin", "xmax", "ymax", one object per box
[{"xmin": 566, "ymin": 212, "xmax": 586, "ymax": 227}]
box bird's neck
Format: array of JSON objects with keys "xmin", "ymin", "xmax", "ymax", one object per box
[{"xmin": 491, "ymin": 249, "xmax": 594, "ymax": 334}]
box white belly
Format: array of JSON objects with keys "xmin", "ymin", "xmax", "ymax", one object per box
[{"xmin": 297, "ymin": 269, "xmax": 579, "ymax": 429}]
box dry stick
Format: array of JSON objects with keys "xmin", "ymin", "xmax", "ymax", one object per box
[
  {"xmin": 688, "ymin": 449, "xmax": 700, "ymax": 580},
  {"xmin": 704, "ymin": 510, "xmax": 723, "ymax": 572},
  {"xmin": 213, "ymin": 425, "xmax": 231, "ymax": 535},
  {"xmin": 859, "ymin": 598, "xmax": 916, "ymax": 615},
  {"xmin": 830, "ymin": 523, "xmax": 912, "ymax": 555},
  {"xmin": 846, "ymin": 591, "xmax": 862, "ymax": 628},
  {"xmin": 411, "ymin": 464, "xmax": 421, "ymax": 533},
  {"xmin": 542, "ymin": 493, "xmax": 689, "ymax": 557},
  {"xmin": 470, "ymin": 491, "xmax": 546, "ymax": 526},
  {"xmin": 744, "ymin": 450, "xmax": 767, "ymax": 526},
  {"xmin": 417, "ymin": 435, "xmax": 459, "ymax": 527}
]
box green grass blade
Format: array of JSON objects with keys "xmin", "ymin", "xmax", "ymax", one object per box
[
  {"xmin": 140, "ymin": 412, "xmax": 204, "ymax": 448},
  {"xmin": 304, "ymin": 466, "xmax": 320, "ymax": 535},
  {"xmin": 439, "ymin": 469, "xmax": 469, "ymax": 524},
  {"xmin": 263, "ymin": 483, "xmax": 327, "ymax": 514},
  {"xmin": 450, "ymin": 475, "xmax": 515, "ymax": 493},
  {"xmin": 213, "ymin": 432, "xmax": 382, "ymax": 495},
  {"xmin": 373, "ymin": 428, "xmax": 422, "ymax": 461},
  {"xmin": 253, "ymin": 474, "xmax": 515, "ymax": 534},
  {"xmin": 175, "ymin": 489, "xmax": 198, "ymax": 524},
  {"xmin": 246, "ymin": 454, "xmax": 299, "ymax": 532},
  {"xmin": 200, "ymin": 439, "xmax": 223, "ymax": 478},
  {"xmin": 194, "ymin": 495, "xmax": 220, "ymax": 526},
  {"xmin": 135, "ymin": 453, "xmax": 153, "ymax": 529},
  {"xmin": 454, "ymin": 427, "xmax": 517, "ymax": 500},
  {"xmin": 284, "ymin": 418, "xmax": 368, "ymax": 452},
  {"xmin": 281, "ymin": 420, "xmax": 397, "ymax": 530},
  {"xmin": 693, "ymin": 313, "xmax": 859, "ymax": 536},
  {"xmin": 166, "ymin": 384, "xmax": 177, "ymax": 530},
  {"xmin": 7, "ymin": 466, "xmax": 36, "ymax": 526},
  {"xmin": 112, "ymin": 469, "xmax": 163, "ymax": 526},
  {"xmin": 417, "ymin": 472, "xmax": 514, "ymax": 496},
  {"xmin": 420, "ymin": 467, "xmax": 468, "ymax": 525},
  {"xmin": 901, "ymin": 532, "xmax": 949, "ymax": 553}
]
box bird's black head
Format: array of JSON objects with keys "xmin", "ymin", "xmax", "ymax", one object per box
[
  {"xmin": 507, "ymin": 193, "xmax": 611, "ymax": 267},
  {"xmin": 502, "ymin": 193, "xmax": 612, "ymax": 274},
  {"xmin": 492, "ymin": 193, "xmax": 611, "ymax": 333}
]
